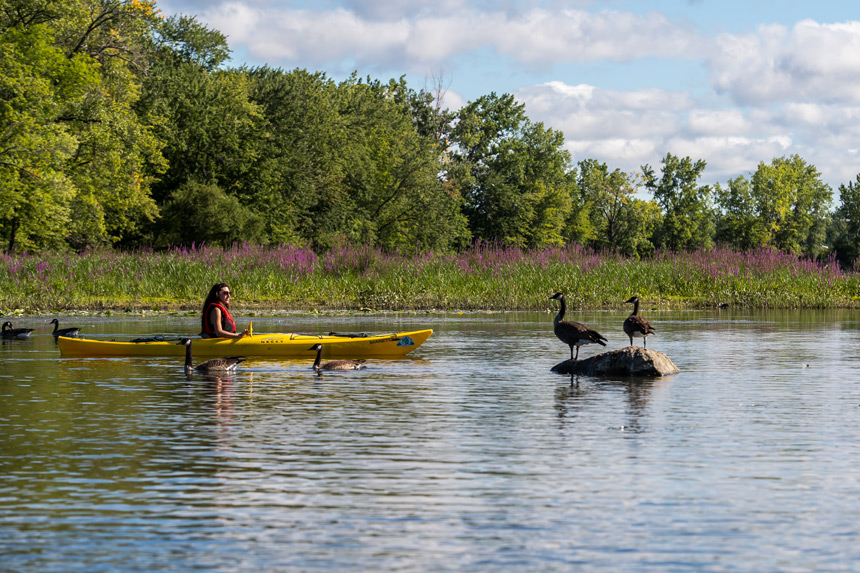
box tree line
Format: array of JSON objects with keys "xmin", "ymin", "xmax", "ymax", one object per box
[{"xmin": 3, "ymin": 0, "xmax": 860, "ymax": 266}]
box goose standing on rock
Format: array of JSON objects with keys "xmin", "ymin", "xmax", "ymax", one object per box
[
  {"xmin": 549, "ymin": 292, "xmax": 607, "ymax": 361},
  {"xmin": 2, "ymin": 321, "xmax": 33, "ymax": 340},
  {"xmin": 308, "ymin": 343, "xmax": 365, "ymax": 371},
  {"xmin": 177, "ymin": 338, "xmax": 245, "ymax": 375},
  {"xmin": 49, "ymin": 318, "xmax": 81, "ymax": 338},
  {"xmin": 623, "ymin": 296, "xmax": 656, "ymax": 348}
]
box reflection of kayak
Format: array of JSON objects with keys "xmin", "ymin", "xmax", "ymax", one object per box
[{"xmin": 57, "ymin": 329, "xmax": 432, "ymax": 358}]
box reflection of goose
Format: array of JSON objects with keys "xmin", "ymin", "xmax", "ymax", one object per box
[
  {"xmin": 178, "ymin": 338, "xmax": 245, "ymax": 374},
  {"xmin": 623, "ymin": 296, "xmax": 656, "ymax": 348},
  {"xmin": 308, "ymin": 343, "xmax": 365, "ymax": 371},
  {"xmin": 550, "ymin": 292, "xmax": 607, "ymax": 361},
  {"xmin": 50, "ymin": 318, "xmax": 81, "ymax": 338},
  {"xmin": 2, "ymin": 321, "xmax": 33, "ymax": 340}
]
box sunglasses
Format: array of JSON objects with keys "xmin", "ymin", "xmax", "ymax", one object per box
[{"xmin": 219, "ymin": 290, "xmax": 231, "ymax": 296}]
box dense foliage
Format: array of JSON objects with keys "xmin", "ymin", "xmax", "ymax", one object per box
[{"xmin": 2, "ymin": 0, "xmax": 860, "ymax": 268}]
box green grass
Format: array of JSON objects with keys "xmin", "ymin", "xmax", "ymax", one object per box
[{"xmin": 1, "ymin": 243, "xmax": 858, "ymax": 314}]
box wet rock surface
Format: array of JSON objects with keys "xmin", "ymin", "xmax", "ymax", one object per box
[{"xmin": 551, "ymin": 347, "xmax": 679, "ymax": 377}]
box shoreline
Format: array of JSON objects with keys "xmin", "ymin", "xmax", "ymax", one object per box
[{"xmin": 2, "ymin": 298, "xmax": 858, "ymax": 318}]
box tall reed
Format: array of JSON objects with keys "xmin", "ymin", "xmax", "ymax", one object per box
[{"xmin": 1, "ymin": 242, "xmax": 857, "ymax": 311}]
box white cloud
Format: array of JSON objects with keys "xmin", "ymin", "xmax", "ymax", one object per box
[
  {"xmin": 709, "ymin": 20, "xmax": 860, "ymax": 105},
  {"xmin": 330, "ymin": 0, "xmax": 469, "ymax": 20},
  {"xmin": 508, "ymin": 9, "xmax": 702, "ymax": 64},
  {"xmin": 198, "ymin": 4, "xmax": 704, "ymax": 70},
  {"xmin": 663, "ymin": 135, "xmax": 792, "ymax": 181},
  {"xmin": 568, "ymin": 138, "xmax": 659, "ymax": 163},
  {"xmin": 439, "ymin": 88, "xmax": 467, "ymax": 112},
  {"xmin": 686, "ymin": 109, "xmax": 748, "ymax": 136},
  {"xmin": 516, "ymin": 80, "xmax": 859, "ymax": 188},
  {"xmin": 199, "ymin": 2, "xmax": 260, "ymax": 47},
  {"xmin": 785, "ymin": 20, "xmax": 860, "ymax": 77},
  {"xmin": 332, "ymin": 0, "xmax": 596, "ymax": 20},
  {"xmin": 517, "ymin": 82, "xmax": 690, "ymax": 142}
]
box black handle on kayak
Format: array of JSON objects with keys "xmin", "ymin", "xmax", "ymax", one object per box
[
  {"xmin": 129, "ymin": 336, "xmax": 184, "ymax": 343},
  {"xmin": 327, "ymin": 331, "xmax": 371, "ymax": 338}
]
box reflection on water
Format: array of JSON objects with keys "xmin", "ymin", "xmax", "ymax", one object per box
[
  {"xmin": 2, "ymin": 310, "xmax": 860, "ymax": 571},
  {"xmin": 554, "ymin": 376, "xmax": 657, "ymax": 436}
]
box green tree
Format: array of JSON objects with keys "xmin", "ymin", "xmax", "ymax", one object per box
[
  {"xmin": 158, "ymin": 180, "xmax": 263, "ymax": 247},
  {"xmin": 621, "ymin": 198, "xmax": 661, "ymax": 257},
  {"xmin": 244, "ymin": 70, "xmax": 468, "ymax": 250},
  {"xmin": 574, "ymin": 159, "xmax": 658, "ymax": 255},
  {"xmin": 141, "ymin": 64, "xmax": 261, "ymax": 204},
  {"xmin": 136, "ymin": 14, "xmax": 262, "ymax": 244},
  {"xmin": 642, "ymin": 153, "xmax": 714, "ymax": 251},
  {"xmin": 449, "ymin": 92, "xmax": 574, "ymax": 248},
  {"xmin": 244, "ymin": 66, "xmax": 346, "ymax": 245},
  {"xmin": 57, "ymin": 0, "xmax": 165, "ymax": 249},
  {"xmin": 0, "ymin": 0, "xmax": 166, "ymax": 251},
  {"xmin": 325, "ymin": 76, "xmax": 468, "ymax": 250},
  {"xmin": 562, "ymin": 170, "xmax": 596, "ymax": 246},
  {"xmin": 714, "ymin": 175, "xmax": 763, "ymax": 250},
  {"xmin": 0, "ymin": 19, "xmax": 77, "ymax": 251},
  {"xmin": 146, "ymin": 13, "xmax": 230, "ymax": 71},
  {"xmin": 829, "ymin": 174, "xmax": 860, "ymax": 267},
  {"xmin": 748, "ymin": 155, "xmax": 831, "ymax": 257}
]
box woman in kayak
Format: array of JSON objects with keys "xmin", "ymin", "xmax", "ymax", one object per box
[{"xmin": 200, "ymin": 282, "xmax": 250, "ymax": 339}]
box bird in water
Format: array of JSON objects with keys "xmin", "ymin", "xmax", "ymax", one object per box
[
  {"xmin": 49, "ymin": 318, "xmax": 81, "ymax": 338},
  {"xmin": 2, "ymin": 321, "xmax": 33, "ymax": 340},
  {"xmin": 177, "ymin": 338, "xmax": 245, "ymax": 375},
  {"xmin": 308, "ymin": 343, "xmax": 365, "ymax": 371},
  {"xmin": 623, "ymin": 296, "xmax": 656, "ymax": 348},
  {"xmin": 549, "ymin": 292, "xmax": 607, "ymax": 361}
]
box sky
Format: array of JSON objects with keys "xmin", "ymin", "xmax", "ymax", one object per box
[{"xmin": 156, "ymin": 0, "xmax": 860, "ymax": 190}]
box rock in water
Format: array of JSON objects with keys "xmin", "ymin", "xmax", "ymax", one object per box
[{"xmin": 551, "ymin": 347, "xmax": 679, "ymax": 377}]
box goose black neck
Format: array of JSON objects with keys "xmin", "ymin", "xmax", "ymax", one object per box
[
  {"xmin": 556, "ymin": 295, "xmax": 566, "ymax": 320},
  {"xmin": 312, "ymin": 346, "xmax": 322, "ymax": 370},
  {"xmin": 631, "ymin": 299, "xmax": 639, "ymax": 316},
  {"xmin": 184, "ymin": 343, "xmax": 193, "ymax": 370}
]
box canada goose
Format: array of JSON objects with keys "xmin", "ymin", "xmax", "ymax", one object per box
[
  {"xmin": 2, "ymin": 321, "xmax": 33, "ymax": 340},
  {"xmin": 623, "ymin": 296, "xmax": 656, "ymax": 348},
  {"xmin": 177, "ymin": 338, "xmax": 245, "ymax": 374},
  {"xmin": 549, "ymin": 292, "xmax": 607, "ymax": 361},
  {"xmin": 308, "ymin": 343, "xmax": 365, "ymax": 371},
  {"xmin": 49, "ymin": 318, "xmax": 81, "ymax": 338}
]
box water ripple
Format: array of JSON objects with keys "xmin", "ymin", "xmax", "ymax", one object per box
[{"xmin": 2, "ymin": 311, "xmax": 860, "ymax": 571}]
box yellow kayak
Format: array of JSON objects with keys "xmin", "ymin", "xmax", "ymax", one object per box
[{"xmin": 57, "ymin": 329, "xmax": 432, "ymax": 358}]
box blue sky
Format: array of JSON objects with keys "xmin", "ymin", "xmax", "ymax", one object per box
[{"xmin": 157, "ymin": 0, "xmax": 860, "ymax": 190}]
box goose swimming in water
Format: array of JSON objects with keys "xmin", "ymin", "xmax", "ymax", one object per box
[
  {"xmin": 308, "ymin": 343, "xmax": 365, "ymax": 371},
  {"xmin": 549, "ymin": 292, "xmax": 607, "ymax": 361},
  {"xmin": 2, "ymin": 321, "xmax": 33, "ymax": 340},
  {"xmin": 49, "ymin": 318, "xmax": 81, "ymax": 338},
  {"xmin": 177, "ymin": 338, "xmax": 245, "ymax": 374},
  {"xmin": 623, "ymin": 296, "xmax": 656, "ymax": 348}
]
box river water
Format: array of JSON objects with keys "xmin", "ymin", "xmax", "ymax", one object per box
[{"xmin": 2, "ymin": 309, "xmax": 860, "ymax": 571}]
